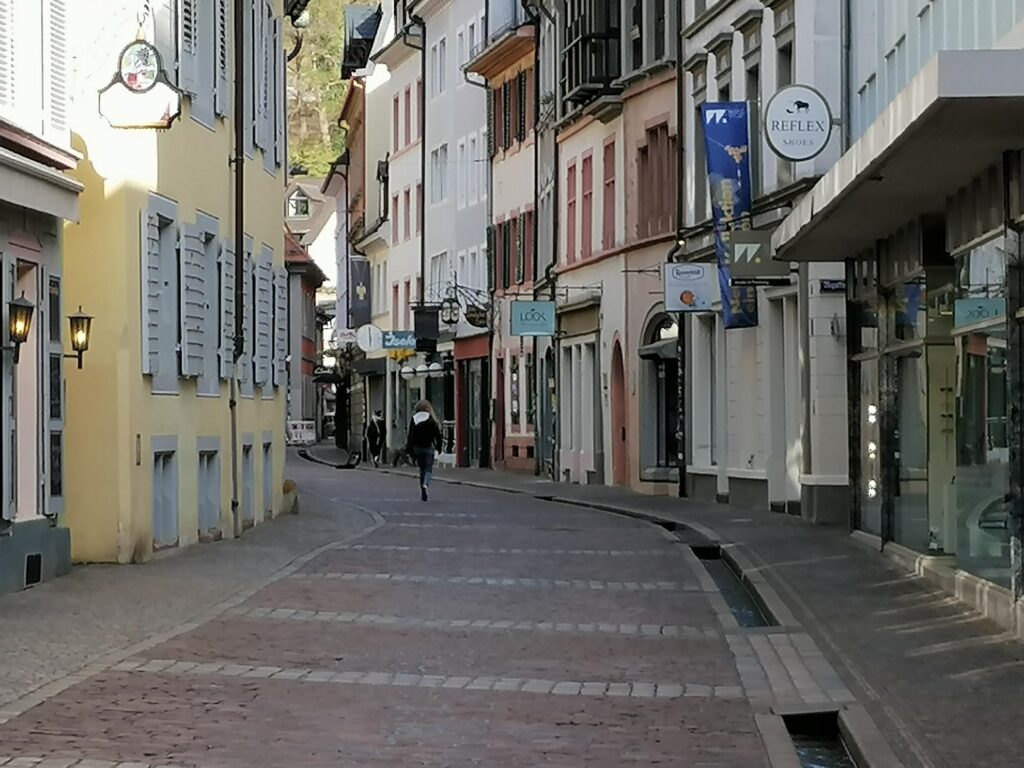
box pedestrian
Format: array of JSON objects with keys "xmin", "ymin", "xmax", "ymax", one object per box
[
  {"xmin": 405, "ymin": 400, "xmax": 443, "ymax": 502},
  {"xmin": 365, "ymin": 410, "xmax": 386, "ymax": 467}
]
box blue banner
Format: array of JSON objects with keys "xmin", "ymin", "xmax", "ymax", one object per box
[{"xmin": 701, "ymin": 102, "xmax": 758, "ymax": 328}]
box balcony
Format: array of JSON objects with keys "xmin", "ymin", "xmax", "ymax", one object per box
[
  {"xmin": 487, "ymin": 0, "xmax": 528, "ymax": 44},
  {"xmin": 560, "ymin": 0, "xmax": 621, "ymax": 105},
  {"xmin": 466, "ymin": 0, "xmax": 536, "ymax": 82},
  {"xmin": 341, "ymin": 6, "xmax": 382, "ymax": 79}
]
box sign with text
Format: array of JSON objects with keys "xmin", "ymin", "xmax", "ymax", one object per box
[
  {"xmin": 382, "ymin": 330, "xmax": 417, "ymax": 350},
  {"xmin": 764, "ymin": 85, "xmax": 834, "ymax": 162},
  {"xmin": 664, "ymin": 262, "xmax": 718, "ymax": 312},
  {"xmin": 701, "ymin": 102, "xmax": 758, "ymax": 328},
  {"xmin": 510, "ymin": 301, "xmax": 556, "ymax": 336},
  {"xmin": 954, "ymin": 297, "xmax": 1006, "ymax": 328},
  {"xmin": 729, "ymin": 231, "xmax": 789, "ymax": 286}
]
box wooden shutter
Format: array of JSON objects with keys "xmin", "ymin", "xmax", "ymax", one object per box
[
  {"xmin": 486, "ymin": 224, "xmax": 496, "ymax": 292},
  {"xmin": 274, "ymin": 16, "xmax": 284, "ymax": 167},
  {"xmin": 486, "ymin": 89, "xmax": 495, "ymax": 158},
  {"xmin": 241, "ymin": 244, "xmax": 254, "ymax": 386},
  {"xmin": 214, "ymin": 0, "xmax": 229, "ymax": 115},
  {"xmin": 255, "ymin": 248, "xmax": 273, "ymax": 386},
  {"xmin": 141, "ymin": 210, "xmax": 163, "ymax": 375},
  {"xmin": 515, "ymin": 215, "xmax": 524, "ymax": 283},
  {"xmin": 0, "ymin": 0, "xmax": 13, "ymax": 116},
  {"xmin": 273, "ymin": 267, "xmax": 287, "ymax": 387},
  {"xmin": 42, "ymin": 0, "xmax": 69, "ymax": 142},
  {"xmin": 219, "ymin": 239, "xmax": 236, "ymax": 379},
  {"xmin": 179, "ymin": 0, "xmax": 198, "ymax": 94},
  {"xmin": 179, "ymin": 224, "xmax": 207, "ymax": 378}
]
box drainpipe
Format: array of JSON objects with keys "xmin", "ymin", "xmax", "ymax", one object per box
[
  {"xmin": 228, "ymin": 0, "xmax": 246, "ymax": 539},
  {"xmin": 670, "ymin": 4, "xmax": 688, "ymax": 499}
]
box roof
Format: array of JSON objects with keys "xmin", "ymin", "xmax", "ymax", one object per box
[
  {"xmin": 342, "ymin": 5, "xmax": 383, "ymax": 78},
  {"xmin": 284, "ymin": 226, "xmax": 327, "ymax": 286}
]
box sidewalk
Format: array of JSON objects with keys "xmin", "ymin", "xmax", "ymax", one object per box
[{"xmin": 322, "ymin": 451, "xmax": 1024, "ymax": 768}]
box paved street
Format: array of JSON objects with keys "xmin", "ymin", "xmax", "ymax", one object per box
[{"xmin": 0, "ymin": 458, "xmax": 850, "ymax": 767}]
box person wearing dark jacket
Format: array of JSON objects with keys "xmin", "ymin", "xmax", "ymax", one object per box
[
  {"xmin": 365, "ymin": 410, "xmax": 386, "ymax": 467},
  {"xmin": 405, "ymin": 400, "xmax": 443, "ymax": 501}
]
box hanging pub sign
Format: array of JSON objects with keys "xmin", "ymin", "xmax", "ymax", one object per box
[
  {"xmin": 701, "ymin": 102, "xmax": 758, "ymax": 328},
  {"xmin": 764, "ymin": 85, "xmax": 834, "ymax": 162},
  {"xmin": 98, "ymin": 40, "xmax": 182, "ymax": 130}
]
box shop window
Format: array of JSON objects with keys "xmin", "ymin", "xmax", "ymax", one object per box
[{"xmin": 639, "ymin": 314, "xmax": 679, "ymax": 476}]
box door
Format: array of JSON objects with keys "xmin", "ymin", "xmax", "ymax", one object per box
[
  {"xmin": 242, "ymin": 444, "xmax": 254, "ymax": 527},
  {"xmin": 610, "ymin": 341, "xmax": 626, "ymax": 485},
  {"xmin": 494, "ymin": 358, "xmax": 505, "ymax": 464}
]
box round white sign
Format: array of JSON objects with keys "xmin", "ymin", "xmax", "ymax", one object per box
[
  {"xmin": 764, "ymin": 85, "xmax": 834, "ymax": 162},
  {"xmin": 356, "ymin": 323, "xmax": 383, "ymax": 353}
]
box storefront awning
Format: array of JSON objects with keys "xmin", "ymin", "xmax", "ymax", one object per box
[
  {"xmin": 0, "ymin": 146, "xmax": 82, "ymax": 222},
  {"xmin": 774, "ymin": 50, "xmax": 1024, "ymax": 262}
]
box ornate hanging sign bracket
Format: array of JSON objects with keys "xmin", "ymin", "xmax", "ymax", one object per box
[{"xmin": 98, "ymin": 40, "xmax": 182, "ymax": 130}]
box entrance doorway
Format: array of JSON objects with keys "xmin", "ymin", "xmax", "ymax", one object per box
[
  {"xmin": 610, "ymin": 341, "xmax": 626, "ymax": 485},
  {"xmin": 767, "ymin": 295, "xmax": 801, "ymax": 513}
]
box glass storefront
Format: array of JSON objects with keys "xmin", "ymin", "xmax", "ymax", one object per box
[{"xmin": 850, "ymin": 233, "xmax": 1013, "ymax": 589}]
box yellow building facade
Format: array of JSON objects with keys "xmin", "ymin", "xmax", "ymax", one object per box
[{"xmin": 64, "ymin": 0, "xmax": 289, "ymax": 563}]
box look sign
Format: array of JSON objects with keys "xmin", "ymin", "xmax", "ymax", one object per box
[{"xmin": 764, "ymin": 85, "xmax": 834, "ymax": 162}]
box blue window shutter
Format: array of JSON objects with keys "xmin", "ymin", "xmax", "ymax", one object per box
[
  {"xmin": 179, "ymin": 0, "xmax": 198, "ymax": 94},
  {"xmin": 153, "ymin": 0, "xmax": 178, "ymax": 85},
  {"xmin": 179, "ymin": 224, "xmax": 207, "ymax": 377},
  {"xmin": 255, "ymin": 247, "xmax": 273, "ymax": 386},
  {"xmin": 214, "ymin": 0, "xmax": 229, "ymax": 116},
  {"xmin": 242, "ymin": 242, "xmax": 254, "ymax": 387},
  {"xmin": 141, "ymin": 209, "xmax": 162, "ymax": 375},
  {"xmin": 243, "ymin": 0, "xmax": 254, "ymax": 156},
  {"xmin": 274, "ymin": 16, "xmax": 284, "ymax": 167},
  {"xmin": 273, "ymin": 266, "xmax": 287, "ymax": 387},
  {"xmin": 219, "ymin": 239, "xmax": 235, "ymax": 379}
]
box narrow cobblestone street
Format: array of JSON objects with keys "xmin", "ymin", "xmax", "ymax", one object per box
[{"xmin": 0, "ymin": 459, "xmax": 809, "ymax": 766}]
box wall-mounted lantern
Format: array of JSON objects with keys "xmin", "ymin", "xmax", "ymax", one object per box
[
  {"xmin": 66, "ymin": 307, "xmax": 94, "ymax": 369},
  {"xmin": 6, "ymin": 293, "xmax": 34, "ymax": 363}
]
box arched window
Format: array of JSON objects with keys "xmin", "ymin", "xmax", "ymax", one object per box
[{"xmin": 639, "ymin": 312, "xmax": 679, "ymax": 475}]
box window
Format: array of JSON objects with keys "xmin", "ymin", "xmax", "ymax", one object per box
[
  {"xmin": 603, "ymin": 141, "xmax": 616, "ymax": 249},
  {"xmin": 501, "ymin": 221, "xmax": 512, "ymax": 288},
  {"xmin": 438, "ymin": 38, "xmax": 448, "ymax": 93},
  {"xmin": 416, "ymin": 182, "xmax": 423, "ymax": 233},
  {"xmin": 566, "ymin": 162, "xmax": 577, "ymax": 263},
  {"xmin": 404, "ymin": 86, "xmax": 412, "ymax": 145},
  {"xmin": 391, "ymin": 194, "xmax": 399, "ymax": 242},
  {"xmin": 516, "ymin": 71, "xmax": 527, "ymax": 141},
  {"xmin": 581, "ymin": 154, "xmax": 593, "ymax": 259},
  {"xmin": 746, "ymin": 63, "xmax": 761, "ymax": 195},
  {"xmin": 494, "ymin": 85, "xmax": 506, "ymax": 151},
  {"xmin": 392, "ymin": 94, "xmax": 400, "ymax": 149},
  {"xmin": 403, "ymin": 280, "xmax": 412, "ymax": 328},
  {"xmin": 392, "ymin": 283, "xmax": 399, "ymax": 327},
  {"xmin": 524, "ymin": 210, "xmax": 534, "ymax": 284},
  {"xmin": 776, "ymin": 41, "xmax": 794, "ymax": 185},
  {"xmin": 468, "ymin": 135, "xmax": 479, "ymax": 203},
  {"xmin": 512, "ymin": 215, "xmax": 522, "ymax": 283},
  {"xmin": 501, "ymin": 80, "xmax": 512, "ymax": 150},
  {"xmin": 457, "ymin": 140, "xmax": 467, "ymax": 208},
  {"xmin": 403, "ymin": 188, "xmax": 411, "ymax": 240},
  {"xmin": 430, "ymin": 144, "xmax": 449, "ymax": 203},
  {"xmin": 430, "ymin": 44, "xmax": 439, "ymax": 94},
  {"xmin": 653, "ymin": 0, "xmax": 666, "ymax": 60},
  {"xmin": 469, "ymin": 22, "xmax": 477, "ymax": 60},
  {"xmin": 417, "ymin": 78, "xmax": 424, "ymax": 138},
  {"xmin": 693, "ymin": 104, "xmax": 708, "ymax": 221},
  {"xmin": 152, "ymin": 448, "xmax": 179, "ymax": 549},
  {"xmin": 458, "ymin": 29, "xmax": 465, "ymax": 66},
  {"xmin": 287, "ymin": 191, "xmax": 309, "ymax": 217},
  {"xmin": 480, "ymin": 131, "xmax": 488, "ymax": 197},
  {"xmin": 637, "ymin": 123, "xmax": 677, "ymax": 237},
  {"xmin": 629, "ymin": 0, "xmax": 643, "ymax": 70}
]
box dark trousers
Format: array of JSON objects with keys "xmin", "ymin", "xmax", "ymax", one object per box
[{"xmin": 414, "ymin": 448, "xmax": 436, "ymax": 487}]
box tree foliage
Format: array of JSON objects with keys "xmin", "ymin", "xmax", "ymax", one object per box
[{"xmin": 286, "ymin": 0, "xmax": 367, "ymax": 176}]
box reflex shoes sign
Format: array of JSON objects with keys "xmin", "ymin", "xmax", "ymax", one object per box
[
  {"xmin": 701, "ymin": 102, "xmax": 758, "ymax": 328},
  {"xmin": 764, "ymin": 85, "xmax": 834, "ymax": 162}
]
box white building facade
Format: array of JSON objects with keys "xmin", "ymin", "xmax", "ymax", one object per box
[{"xmin": 679, "ymin": 0, "xmax": 848, "ymax": 521}]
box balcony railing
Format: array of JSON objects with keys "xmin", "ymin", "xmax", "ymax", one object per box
[
  {"xmin": 560, "ymin": 2, "xmax": 621, "ymax": 105},
  {"xmin": 487, "ymin": 0, "xmax": 527, "ymax": 43}
]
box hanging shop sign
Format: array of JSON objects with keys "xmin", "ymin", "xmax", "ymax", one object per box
[
  {"xmin": 729, "ymin": 230, "xmax": 789, "ymax": 286},
  {"xmin": 819, "ymin": 279, "xmax": 847, "ymax": 294},
  {"xmin": 98, "ymin": 40, "xmax": 182, "ymax": 129},
  {"xmin": 663, "ymin": 262, "xmax": 718, "ymax": 312},
  {"xmin": 764, "ymin": 85, "xmax": 834, "ymax": 162},
  {"xmin": 464, "ymin": 304, "xmax": 489, "ymax": 329},
  {"xmin": 382, "ymin": 330, "xmax": 417, "ymax": 350},
  {"xmin": 349, "ymin": 257, "xmax": 372, "ymax": 328},
  {"xmin": 510, "ymin": 301, "xmax": 556, "ymax": 337},
  {"xmin": 954, "ymin": 297, "xmax": 1006, "ymax": 328},
  {"xmin": 701, "ymin": 102, "xmax": 758, "ymax": 328}
]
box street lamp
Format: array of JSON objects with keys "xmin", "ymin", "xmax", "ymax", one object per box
[
  {"xmin": 440, "ymin": 297, "xmax": 460, "ymax": 326},
  {"xmin": 7, "ymin": 293, "xmax": 34, "ymax": 363},
  {"xmin": 67, "ymin": 306, "xmax": 93, "ymax": 369},
  {"xmin": 415, "ymin": 363, "xmax": 429, "ymax": 378},
  {"xmin": 400, "ymin": 365, "xmax": 416, "ymax": 381},
  {"xmin": 428, "ymin": 361, "xmax": 444, "ymax": 379}
]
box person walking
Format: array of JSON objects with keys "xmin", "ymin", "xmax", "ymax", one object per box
[
  {"xmin": 405, "ymin": 400, "xmax": 443, "ymax": 502},
  {"xmin": 365, "ymin": 410, "xmax": 386, "ymax": 467}
]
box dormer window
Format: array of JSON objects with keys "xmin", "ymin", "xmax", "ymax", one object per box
[{"xmin": 288, "ymin": 190, "xmax": 311, "ymax": 218}]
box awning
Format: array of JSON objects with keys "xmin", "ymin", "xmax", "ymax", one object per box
[
  {"xmin": 0, "ymin": 146, "xmax": 82, "ymax": 222},
  {"xmin": 638, "ymin": 339, "xmax": 676, "ymax": 361},
  {"xmin": 774, "ymin": 50, "xmax": 1024, "ymax": 262}
]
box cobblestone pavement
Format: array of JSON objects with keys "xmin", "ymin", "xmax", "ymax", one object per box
[{"xmin": 0, "ymin": 459, "xmax": 868, "ymax": 767}]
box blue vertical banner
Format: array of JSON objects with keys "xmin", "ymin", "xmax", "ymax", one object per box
[{"xmin": 701, "ymin": 102, "xmax": 758, "ymax": 328}]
